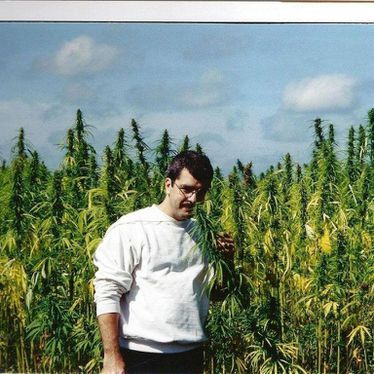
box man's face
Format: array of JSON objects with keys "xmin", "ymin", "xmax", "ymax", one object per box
[{"xmin": 164, "ymin": 168, "xmax": 207, "ymax": 221}]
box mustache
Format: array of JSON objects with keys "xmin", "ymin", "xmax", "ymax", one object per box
[{"xmin": 182, "ymin": 202, "xmax": 194, "ymax": 208}]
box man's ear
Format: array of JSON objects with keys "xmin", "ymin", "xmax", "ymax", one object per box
[{"xmin": 165, "ymin": 178, "xmax": 172, "ymax": 194}]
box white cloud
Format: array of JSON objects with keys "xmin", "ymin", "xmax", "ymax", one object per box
[
  {"xmin": 201, "ymin": 69, "xmax": 224, "ymax": 85},
  {"xmin": 225, "ymin": 109, "xmax": 250, "ymax": 131},
  {"xmin": 127, "ymin": 69, "xmax": 232, "ymax": 111},
  {"xmin": 283, "ymin": 74, "xmax": 357, "ymax": 112},
  {"xmin": 178, "ymin": 69, "xmax": 231, "ymax": 109},
  {"xmin": 261, "ymin": 108, "xmax": 313, "ymax": 142},
  {"xmin": 179, "ymin": 88, "xmax": 225, "ymax": 109},
  {"xmin": 52, "ymin": 36, "xmax": 118, "ymax": 76},
  {"xmin": 63, "ymin": 82, "xmax": 97, "ymax": 103}
]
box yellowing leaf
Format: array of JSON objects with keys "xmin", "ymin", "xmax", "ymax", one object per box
[
  {"xmin": 264, "ymin": 229, "xmax": 273, "ymax": 248},
  {"xmin": 305, "ymin": 224, "xmax": 316, "ymax": 240},
  {"xmin": 362, "ymin": 231, "xmax": 372, "ymax": 253},
  {"xmin": 323, "ymin": 301, "xmax": 338, "ymax": 317},
  {"xmin": 321, "ymin": 229, "xmax": 332, "ymax": 254},
  {"xmin": 347, "ymin": 325, "xmax": 372, "ymax": 346}
]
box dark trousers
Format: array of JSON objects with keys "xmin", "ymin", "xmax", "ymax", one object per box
[{"xmin": 120, "ymin": 347, "xmax": 204, "ymax": 374}]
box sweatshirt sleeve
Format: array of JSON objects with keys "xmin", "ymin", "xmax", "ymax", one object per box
[{"xmin": 93, "ymin": 224, "xmax": 140, "ymax": 316}]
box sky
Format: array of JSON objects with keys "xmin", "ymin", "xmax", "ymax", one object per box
[{"xmin": 1, "ymin": 22, "xmax": 374, "ymax": 174}]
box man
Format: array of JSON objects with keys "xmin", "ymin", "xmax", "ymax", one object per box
[{"xmin": 93, "ymin": 151, "xmax": 233, "ymax": 374}]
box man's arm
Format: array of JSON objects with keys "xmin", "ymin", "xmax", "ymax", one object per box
[{"xmin": 98, "ymin": 313, "xmax": 126, "ymax": 374}]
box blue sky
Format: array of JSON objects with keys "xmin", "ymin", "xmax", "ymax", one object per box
[{"xmin": 1, "ymin": 23, "xmax": 374, "ymax": 174}]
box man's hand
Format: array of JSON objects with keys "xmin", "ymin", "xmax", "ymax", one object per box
[
  {"xmin": 101, "ymin": 351, "xmax": 126, "ymax": 374},
  {"xmin": 216, "ymin": 232, "xmax": 235, "ymax": 262}
]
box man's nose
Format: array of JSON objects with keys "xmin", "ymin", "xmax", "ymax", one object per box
[{"xmin": 187, "ymin": 192, "xmax": 197, "ymax": 203}]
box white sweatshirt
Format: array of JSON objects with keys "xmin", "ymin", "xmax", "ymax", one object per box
[{"xmin": 93, "ymin": 205, "xmax": 212, "ymax": 353}]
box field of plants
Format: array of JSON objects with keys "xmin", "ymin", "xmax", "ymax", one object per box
[{"xmin": 0, "ymin": 109, "xmax": 373, "ymax": 373}]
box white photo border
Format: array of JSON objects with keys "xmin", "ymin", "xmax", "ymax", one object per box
[{"xmin": 1, "ymin": 1, "xmax": 374, "ymax": 23}]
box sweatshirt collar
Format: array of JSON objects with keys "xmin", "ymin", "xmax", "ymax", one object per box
[{"xmin": 152, "ymin": 204, "xmax": 192, "ymax": 228}]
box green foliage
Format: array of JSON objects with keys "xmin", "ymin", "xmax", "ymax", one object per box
[
  {"xmin": 0, "ymin": 108, "xmax": 373, "ymax": 374},
  {"xmin": 179, "ymin": 135, "xmax": 191, "ymax": 152}
]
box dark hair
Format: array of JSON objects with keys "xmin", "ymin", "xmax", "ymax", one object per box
[{"xmin": 166, "ymin": 150, "xmax": 213, "ymax": 187}]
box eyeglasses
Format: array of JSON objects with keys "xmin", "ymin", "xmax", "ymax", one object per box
[{"xmin": 174, "ymin": 183, "xmax": 207, "ymax": 200}]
